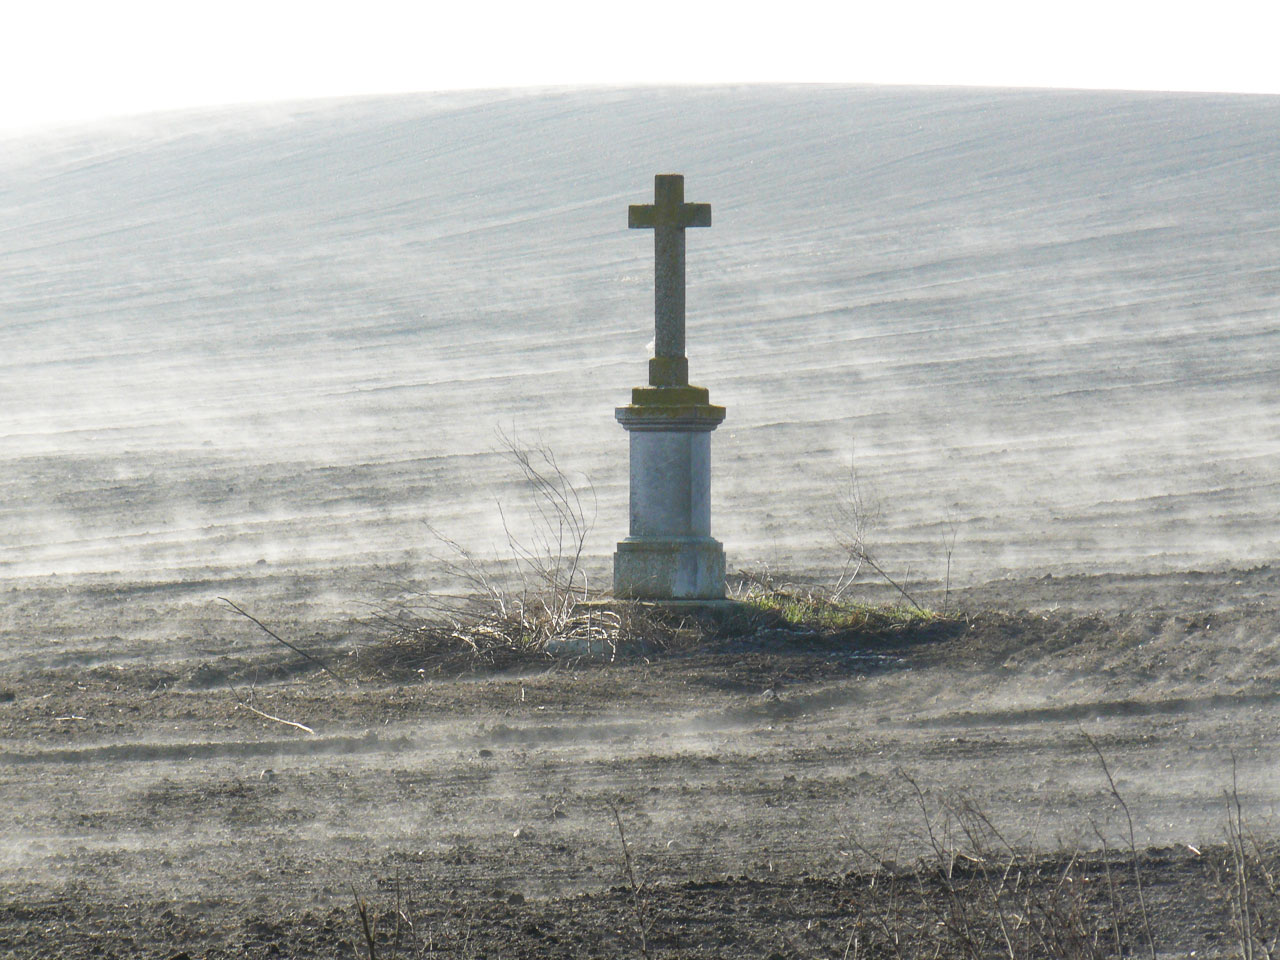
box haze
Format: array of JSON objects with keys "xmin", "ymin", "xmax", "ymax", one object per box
[
  {"xmin": 4, "ymin": 85, "xmax": 1280, "ymax": 955},
  {"xmin": 2, "ymin": 84, "xmax": 1277, "ymax": 618}
]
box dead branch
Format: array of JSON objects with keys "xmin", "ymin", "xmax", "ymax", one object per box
[
  {"xmin": 1085, "ymin": 733, "xmax": 1157, "ymax": 960},
  {"xmin": 234, "ymin": 700, "xmax": 316, "ymax": 735},
  {"xmin": 218, "ymin": 597, "xmax": 348, "ymax": 685},
  {"xmin": 606, "ymin": 799, "xmax": 651, "ymax": 960}
]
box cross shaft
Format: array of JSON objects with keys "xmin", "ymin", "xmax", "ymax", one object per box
[{"xmin": 629, "ymin": 174, "xmax": 711, "ymax": 371}]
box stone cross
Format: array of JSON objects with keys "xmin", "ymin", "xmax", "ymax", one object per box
[
  {"xmin": 628, "ymin": 174, "xmax": 711, "ymax": 386},
  {"xmin": 614, "ymin": 173, "xmax": 726, "ymax": 601}
]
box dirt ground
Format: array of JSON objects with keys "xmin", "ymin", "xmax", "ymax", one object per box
[{"xmin": 3, "ymin": 564, "xmax": 1280, "ymax": 958}]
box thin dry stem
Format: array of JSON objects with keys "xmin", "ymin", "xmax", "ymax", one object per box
[
  {"xmin": 606, "ymin": 799, "xmax": 651, "ymax": 960},
  {"xmin": 1085, "ymin": 734, "xmax": 1156, "ymax": 960},
  {"xmin": 829, "ymin": 456, "xmax": 928, "ymax": 613},
  {"xmin": 219, "ymin": 597, "xmax": 348, "ymax": 685}
]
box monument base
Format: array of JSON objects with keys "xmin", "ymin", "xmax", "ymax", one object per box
[{"xmin": 613, "ymin": 536, "xmax": 726, "ymax": 600}]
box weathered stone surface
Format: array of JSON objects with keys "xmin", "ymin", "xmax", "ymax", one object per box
[
  {"xmin": 628, "ymin": 174, "xmax": 711, "ymax": 379},
  {"xmin": 618, "ymin": 383, "xmax": 725, "ymax": 422},
  {"xmin": 613, "ymin": 536, "xmax": 726, "ymax": 600},
  {"xmin": 647, "ymin": 356, "xmax": 689, "ymax": 387},
  {"xmin": 626, "ymin": 429, "xmax": 713, "ymax": 538},
  {"xmin": 614, "ymin": 173, "xmax": 726, "ymax": 601}
]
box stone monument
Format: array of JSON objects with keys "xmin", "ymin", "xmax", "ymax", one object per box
[{"xmin": 613, "ymin": 174, "xmax": 727, "ymax": 600}]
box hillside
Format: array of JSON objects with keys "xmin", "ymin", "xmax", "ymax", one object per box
[
  {"xmin": 4, "ymin": 85, "xmax": 1280, "ymax": 955},
  {"xmin": 2, "ymin": 84, "xmax": 1277, "ymax": 606}
]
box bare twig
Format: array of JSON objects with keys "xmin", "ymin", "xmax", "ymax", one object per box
[
  {"xmin": 829, "ymin": 453, "xmax": 876, "ymax": 604},
  {"xmin": 390, "ymin": 872, "xmax": 406, "ymax": 960},
  {"xmin": 606, "ymin": 799, "xmax": 651, "ymax": 960},
  {"xmin": 1085, "ymin": 734, "xmax": 1156, "ymax": 960},
  {"xmin": 943, "ymin": 511, "xmax": 959, "ymax": 615},
  {"xmin": 1223, "ymin": 754, "xmax": 1277, "ymax": 960},
  {"xmin": 1233, "ymin": 771, "xmax": 1255, "ymax": 960},
  {"xmin": 861, "ymin": 554, "xmax": 927, "ymax": 614},
  {"xmin": 841, "ymin": 927, "xmax": 860, "ymax": 960},
  {"xmin": 234, "ymin": 700, "xmax": 315, "ymax": 735},
  {"xmin": 1092, "ymin": 823, "xmax": 1125, "ymax": 960},
  {"xmin": 408, "ymin": 431, "xmax": 600, "ymax": 661},
  {"xmin": 352, "ymin": 887, "xmax": 377, "ymax": 960},
  {"xmin": 219, "ymin": 597, "xmax": 347, "ymax": 685},
  {"xmin": 830, "ymin": 453, "xmax": 928, "ymax": 613}
]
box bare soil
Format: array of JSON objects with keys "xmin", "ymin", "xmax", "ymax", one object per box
[{"xmin": 3, "ymin": 565, "xmax": 1280, "ymax": 957}]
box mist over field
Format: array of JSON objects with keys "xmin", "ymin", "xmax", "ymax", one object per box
[
  {"xmin": 6, "ymin": 86, "xmax": 1280, "ymax": 956},
  {"xmin": 3, "ymin": 84, "xmax": 1278, "ymax": 606}
]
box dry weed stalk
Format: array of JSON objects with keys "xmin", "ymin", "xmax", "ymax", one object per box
[
  {"xmin": 493, "ymin": 426, "xmax": 595, "ymax": 629},
  {"xmin": 393, "ymin": 432, "xmax": 607, "ymax": 664},
  {"xmin": 606, "ymin": 799, "xmax": 652, "ymax": 960},
  {"xmin": 352, "ymin": 888, "xmax": 377, "ymax": 960},
  {"xmin": 829, "ymin": 455, "xmax": 929, "ymax": 613},
  {"xmin": 1224, "ymin": 757, "xmax": 1279, "ymax": 960},
  {"xmin": 348, "ymin": 878, "xmax": 418, "ymax": 960},
  {"xmin": 942, "ymin": 511, "xmax": 959, "ymax": 615},
  {"xmin": 829, "ymin": 456, "xmax": 874, "ymax": 603},
  {"xmin": 1084, "ymin": 734, "xmax": 1157, "ymax": 960},
  {"xmin": 219, "ymin": 596, "xmax": 349, "ymax": 684},
  {"xmin": 844, "ymin": 768, "xmax": 1156, "ymax": 960}
]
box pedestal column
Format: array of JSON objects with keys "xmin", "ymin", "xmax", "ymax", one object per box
[{"xmin": 613, "ymin": 391, "xmax": 726, "ymax": 600}]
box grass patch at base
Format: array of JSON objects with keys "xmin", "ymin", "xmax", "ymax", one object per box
[{"xmin": 742, "ymin": 591, "xmax": 937, "ymax": 633}]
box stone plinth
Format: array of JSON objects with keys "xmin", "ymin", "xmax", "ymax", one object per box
[{"xmin": 614, "ymin": 391, "xmax": 726, "ymax": 600}]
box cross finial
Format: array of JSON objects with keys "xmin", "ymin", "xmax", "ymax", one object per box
[{"xmin": 629, "ymin": 174, "xmax": 711, "ymax": 386}]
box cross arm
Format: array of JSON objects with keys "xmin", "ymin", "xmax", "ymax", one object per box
[{"xmin": 628, "ymin": 203, "xmax": 712, "ymax": 229}]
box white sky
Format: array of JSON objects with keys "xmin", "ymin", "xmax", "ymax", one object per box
[{"xmin": 2, "ymin": 0, "xmax": 1278, "ymax": 135}]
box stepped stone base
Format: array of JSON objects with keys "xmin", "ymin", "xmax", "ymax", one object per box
[{"xmin": 613, "ymin": 536, "xmax": 726, "ymax": 600}]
